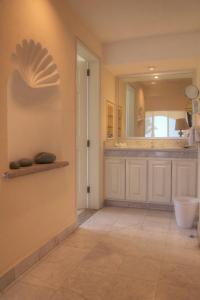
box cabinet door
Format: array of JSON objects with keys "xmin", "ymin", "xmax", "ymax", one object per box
[
  {"xmin": 148, "ymin": 159, "xmax": 171, "ymax": 204},
  {"xmin": 172, "ymin": 159, "xmax": 197, "ymax": 199},
  {"xmin": 105, "ymin": 158, "xmax": 125, "ymax": 200},
  {"xmin": 126, "ymin": 159, "xmax": 147, "ymax": 202}
]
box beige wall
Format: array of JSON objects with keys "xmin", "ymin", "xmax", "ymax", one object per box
[
  {"xmin": 103, "ymin": 32, "xmax": 200, "ymax": 75},
  {"xmin": 0, "ymin": 0, "xmax": 102, "ymax": 276}
]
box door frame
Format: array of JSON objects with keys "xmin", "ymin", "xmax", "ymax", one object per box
[{"xmin": 76, "ymin": 40, "xmax": 101, "ymax": 210}]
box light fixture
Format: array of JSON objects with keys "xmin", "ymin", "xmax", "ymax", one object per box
[
  {"xmin": 151, "ymin": 82, "xmax": 156, "ymax": 85},
  {"xmin": 175, "ymin": 118, "xmax": 189, "ymax": 137},
  {"xmin": 148, "ymin": 66, "xmax": 155, "ymax": 71},
  {"xmin": 154, "ymin": 75, "xmax": 159, "ymax": 79}
]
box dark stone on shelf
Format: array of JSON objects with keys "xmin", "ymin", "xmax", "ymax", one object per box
[
  {"xmin": 34, "ymin": 152, "xmax": 56, "ymax": 164},
  {"xmin": 19, "ymin": 158, "xmax": 33, "ymax": 167},
  {"xmin": 10, "ymin": 161, "xmax": 21, "ymax": 169}
]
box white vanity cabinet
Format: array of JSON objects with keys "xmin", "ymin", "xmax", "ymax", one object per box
[
  {"xmin": 105, "ymin": 157, "xmax": 125, "ymax": 200},
  {"xmin": 172, "ymin": 159, "xmax": 197, "ymax": 199},
  {"xmin": 148, "ymin": 159, "xmax": 172, "ymax": 204},
  {"xmin": 126, "ymin": 159, "xmax": 147, "ymax": 202},
  {"xmin": 104, "ymin": 154, "xmax": 197, "ymax": 206}
]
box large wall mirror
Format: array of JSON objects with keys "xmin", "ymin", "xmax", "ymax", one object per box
[{"xmin": 117, "ymin": 72, "xmax": 193, "ymax": 139}]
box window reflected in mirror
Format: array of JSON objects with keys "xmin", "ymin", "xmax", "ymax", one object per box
[{"xmin": 145, "ymin": 111, "xmax": 188, "ymax": 138}]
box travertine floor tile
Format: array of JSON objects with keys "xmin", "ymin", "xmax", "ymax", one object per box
[
  {"xmin": 78, "ymin": 244, "xmax": 123, "ymax": 274},
  {"xmin": 189, "ymin": 284, "xmax": 200, "ymax": 300},
  {"xmin": 118, "ymin": 255, "xmax": 161, "ymax": 282},
  {"xmin": 79, "ymin": 219, "xmax": 113, "ymax": 233},
  {"xmin": 163, "ymin": 246, "xmax": 200, "ymax": 267},
  {"xmin": 165, "ymin": 232, "xmax": 199, "ymax": 250},
  {"xmin": 62, "ymin": 229, "xmax": 104, "ymax": 249},
  {"xmin": 49, "ymin": 288, "xmax": 86, "ymax": 300},
  {"xmin": 44, "ymin": 245, "xmax": 89, "ymax": 264},
  {"xmin": 94, "ymin": 235, "xmax": 143, "ymax": 257},
  {"xmin": 145, "ymin": 210, "xmax": 174, "ymax": 219},
  {"xmin": 142, "ymin": 218, "xmax": 170, "ymax": 233},
  {"xmin": 107, "ymin": 276, "xmax": 156, "ymax": 300},
  {"xmin": 0, "ymin": 281, "xmax": 54, "ymax": 300},
  {"xmin": 62, "ymin": 269, "xmax": 116, "ymax": 300},
  {"xmin": 114, "ymin": 213, "xmax": 145, "ymax": 227},
  {"xmin": 1, "ymin": 207, "xmax": 199, "ymax": 300},
  {"xmin": 21, "ymin": 259, "xmax": 78, "ymax": 289},
  {"xmin": 160, "ymin": 262, "xmax": 200, "ymax": 287},
  {"xmin": 155, "ymin": 281, "xmax": 190, "ymax": 300},
  {"xmin": 169, "ymin": 219, "xmax": 197, "ymax": 236}
]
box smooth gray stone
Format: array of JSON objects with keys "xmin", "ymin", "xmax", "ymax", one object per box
[
  {"xmin": 34, "ymin": 152, "xmax": 56, "ymax": 164},
  {"xmin": 19, "ymin": 158, "xmax": 33, "ymax": 167},
  {"xmin": 9, "ymin": 161, "xmax": 21, "ymax": 169}
]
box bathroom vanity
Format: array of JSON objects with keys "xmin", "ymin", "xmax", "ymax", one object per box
[
  {"xmin": 104, "ymin": 71, "xmax": 199, "ymax": 210},
  {"xmin": 104, "ymin": 148, "xmax": 197, "ymax": 209}
]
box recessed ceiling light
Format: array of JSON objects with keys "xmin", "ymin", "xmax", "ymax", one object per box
[
  {"xmin": 154, "ymin": 75, "xmax": 159, "ymax": 79},
  {"xmin": 148, "ymin": 66, "xmax": 155, "ymax": 71},
  {"xmin": 151, "ymin": 81, "xmax": 156, "ymax": 85}
]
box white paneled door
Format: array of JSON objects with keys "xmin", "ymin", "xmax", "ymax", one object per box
[
  {"xmin": 148, "ymin": 159, "xmax": 171, "ymax": 204},
  {"xmin": 77, "ymin": 42, "xmax": 101, "ymax": 210},
  {"xmin": 126, "ymin": 159, "xmax": 147, "ymax": 202},
  {"xmin": 172, "ymin": 159, "xmax": 197, "ymax": 199},
  {"xmin": 76, "ymin": 57, "xmax": 88, "ymax": 210},
  {"xmin": 105, "ymin": 158, "xmax": 125, "ymax": 200}
]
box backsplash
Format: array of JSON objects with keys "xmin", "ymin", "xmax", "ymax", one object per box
[{"xmin": 104, "ymin": 138, "xmax": 189, "ymax": 149}]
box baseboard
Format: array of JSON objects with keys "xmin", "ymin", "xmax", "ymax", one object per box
[
  {"xmin": 0, "ymin": 222, "xmax": 78, "ymax": 292},
  {"xmin": 78, "ymin": 209, "xmax": 97, "ymax": 225},
  {"xmin": 104, "ymin": 199, "xmax": 174, "ymax": 211}
]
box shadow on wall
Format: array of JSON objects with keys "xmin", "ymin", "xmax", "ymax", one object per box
[
  {"xmin": 7, "ymin": 70, "xmax": 63, "ymax": 160},
  {"xmin": 8, "ymin": 70, "xmax": 60, "ymax": 109}
]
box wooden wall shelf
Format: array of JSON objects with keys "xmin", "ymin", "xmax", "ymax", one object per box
[{"xmin": 2, "ymin": 161, "xmax": 69, "ymax": 179}]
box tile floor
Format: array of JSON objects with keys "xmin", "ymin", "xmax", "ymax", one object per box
[{"xmin": 1, "ymin": 207, "xmax": 200, "ymax": 300}]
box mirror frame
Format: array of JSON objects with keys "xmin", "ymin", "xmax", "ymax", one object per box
[{"xmin": 115, "ymin": 70, "xmax": 195, "ymax": 140}]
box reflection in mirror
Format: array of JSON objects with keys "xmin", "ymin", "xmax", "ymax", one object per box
[
  {"xmin": 106, "ymin": 101, "xmax": 114, "ymax": 139},
  {"xmin": 117, "ymin": 106, "xmax": 123, "ymax": 138},
  {"xmin": 117, "ymin": 74, "xmax": 193, "ymax": 138}
]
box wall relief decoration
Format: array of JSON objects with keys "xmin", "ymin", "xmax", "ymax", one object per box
[{"xmin": 11, "ymin": 39, "xmax": 60, "ymax": 88}]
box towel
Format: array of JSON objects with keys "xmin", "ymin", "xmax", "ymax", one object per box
[
  {"xmin": 188, "ymin": 127, "xmax": 195, "ymax": 145},
  {"xmin": 195, "ymin": 126, "xmax": 200, "ymax": 142},
  {"xmin": 192, "ymin": 113, "xmax": 200, "ymax": 127}
]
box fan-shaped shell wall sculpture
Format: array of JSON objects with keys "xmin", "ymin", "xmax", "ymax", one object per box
[{"xmin": 11, "ymin": 39, "xmax": 60, "ymax": 88}]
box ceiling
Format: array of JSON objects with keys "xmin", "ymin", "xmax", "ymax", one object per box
[{"xmin": 67, "ymin": 0, "xmax": 200, "ymax": 43}]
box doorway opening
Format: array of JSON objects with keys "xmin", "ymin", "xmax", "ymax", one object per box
[{"xmin": 76, "ymin": 41, "xmax": 101, "ymax": 216}]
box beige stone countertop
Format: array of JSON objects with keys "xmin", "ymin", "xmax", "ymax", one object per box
[
  {"xmin": 104, "ymin": 147, "xmax": 197, "ymax": 152},
  {"xmin": 104, "ymin": 147, "xmax": 198, "ymax": 158}
]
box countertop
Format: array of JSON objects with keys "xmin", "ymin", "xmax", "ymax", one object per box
[{"xmin": 104, "ymin": 147, "xmax": 197, "ymax": 158}]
